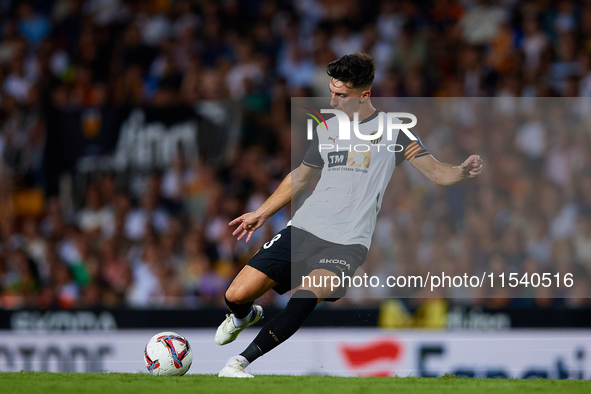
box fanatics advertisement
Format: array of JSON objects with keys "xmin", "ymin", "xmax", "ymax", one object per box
[{"xmin": 0, "ymin": 329, "xmax": 589, "ymax": 379}]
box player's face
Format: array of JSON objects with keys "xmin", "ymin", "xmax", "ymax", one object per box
[{"xmin": 329, "ymin": 79, "xmax": 370, "ymax": 118}]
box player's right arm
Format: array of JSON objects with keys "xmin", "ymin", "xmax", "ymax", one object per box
[
  {"xmin": 229, "ymin": 164, "xmax": 320, "ymax": 242},
  {"xmin": 230, "ymin": 128, "xmax": 324, "ymax": 242}
]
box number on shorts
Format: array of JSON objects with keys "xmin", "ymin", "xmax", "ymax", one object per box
[{"xmin": 263, "ymin": 234, "xmax": 281, "ymax": 249}]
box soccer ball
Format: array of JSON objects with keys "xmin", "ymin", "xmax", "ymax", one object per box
[{"xmin": 144, "ymin": 331, "xmax": 193, "ymax": 376}]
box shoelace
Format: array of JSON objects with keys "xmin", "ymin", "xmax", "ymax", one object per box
[{"xmin": 222, "ymin": 314, "xmax": 233, "ymax": 332}]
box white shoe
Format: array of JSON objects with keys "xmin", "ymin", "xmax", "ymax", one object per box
[
  {"xmin": 218, "ymin": 358, "xmax": 254, "ymax": 378},
  {"xmin": 215, "ymin": 305, "xmax": 263, "ymax": 345}
]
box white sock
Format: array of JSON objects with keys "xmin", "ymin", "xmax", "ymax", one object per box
[
  {"xmin": 232, "ymin": 308, "xmax": 254, "ymax": 327},
  {"xmin": 227, "ymin": 355, "xmax": 250, "ymax": 368}
]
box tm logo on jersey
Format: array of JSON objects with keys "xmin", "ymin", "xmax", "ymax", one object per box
[{"xmin": 328, "ymin": 151, "xmax": 371, "ymax": 169}]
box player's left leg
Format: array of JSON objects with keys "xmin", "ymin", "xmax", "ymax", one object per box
[
  {"xmin": 215, "ymin": 265, "xmax": 278, "ymax": 346},
  {"xmin": 216, "ymin": 226, "xmax": 292, "ymax": 356},
  {"xmin": 219, "ymin": 269, "xmax": 337, "ymax": 378}
]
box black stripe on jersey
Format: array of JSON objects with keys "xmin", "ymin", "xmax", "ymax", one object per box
[
  {"xmin": 302, "ymin": 160, "xmax": 323, "ymax": 169},
  {"xmin": 360, "ymin": 110, "xmax": 379, "ymax": 124},
  {"xmin": 302, "ymin": 128, "xmax": 325, "ymax": 168}
]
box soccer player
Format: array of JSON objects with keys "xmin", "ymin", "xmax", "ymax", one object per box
[{"xmin": 216, "ymin": 53, "xmax": 483, "ymax": 377}]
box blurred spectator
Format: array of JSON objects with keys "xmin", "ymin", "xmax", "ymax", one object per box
[
  {"xmin": 4, "ymin": 56, "xmax": 33, "ymax": 103},
  {"xmin": 526, "ymin": 217, "xmax": 553, "ymax": 266},
  {"xmin": 124, "ymin": 190, "xmax": 170, "ymax": 241},
  {"xmin": 16, "ymin": 2, "xmax": 50, "ymax": 48},
  {"xmin": 126, "ymin": 242, "xmax": 164, "ymax": 307},
  {"xmin": 77, "ymin": 184, "xmax": 114, "ymax": 236},
  {"xmin": 573, "ymin": 215, "xmax": 591, "ymax": 265}
]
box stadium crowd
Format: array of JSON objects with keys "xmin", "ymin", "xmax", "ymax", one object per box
[{"xmin": 1, "ymin": 0, "xmax": 591, "ymax": 309}]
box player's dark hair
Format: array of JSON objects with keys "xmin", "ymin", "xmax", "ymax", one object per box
[{"xmin": 326, "ymin": 53, "xmax": 376, "ymax": 89}]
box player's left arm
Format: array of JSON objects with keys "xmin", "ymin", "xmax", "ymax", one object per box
[{"xmin": 409, "ymin": 154, "xmax": 483, "ymax": 186}]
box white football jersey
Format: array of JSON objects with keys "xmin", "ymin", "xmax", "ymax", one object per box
[{"xmin": 291, "ymin": 110, "xmax": 429, "ymax": 249}]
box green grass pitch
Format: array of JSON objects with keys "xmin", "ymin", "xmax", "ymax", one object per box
[{"xmin": 2, "ymin": 372, "xmax": 591, "ymax": 394}]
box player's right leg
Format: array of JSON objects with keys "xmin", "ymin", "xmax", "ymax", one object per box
[{"xmin": 215, "ymin": 265, "xmax": 278, "ymax": 346}]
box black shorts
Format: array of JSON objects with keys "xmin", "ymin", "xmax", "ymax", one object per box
[{"xmin": 247, "ymin": 226, "xmax": 368, "ymax": 301}]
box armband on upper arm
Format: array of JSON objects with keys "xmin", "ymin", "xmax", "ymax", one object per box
[{"xmin": 404, "ymin": 140, "xmax": 430, "ymax": 162}]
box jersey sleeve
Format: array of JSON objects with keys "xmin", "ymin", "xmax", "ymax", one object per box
[
  {"xmin": 395, "ymin": 129, "xmax": 430, "ymax": 164},
  {"xmin": 302, "ymin": 128, "xmax": 324, "ymax": 169}
]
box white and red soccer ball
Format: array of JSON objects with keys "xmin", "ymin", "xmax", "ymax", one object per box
[{"xmin": 144, "ymin": 331, "xmax": 193, "ymax": 376}]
